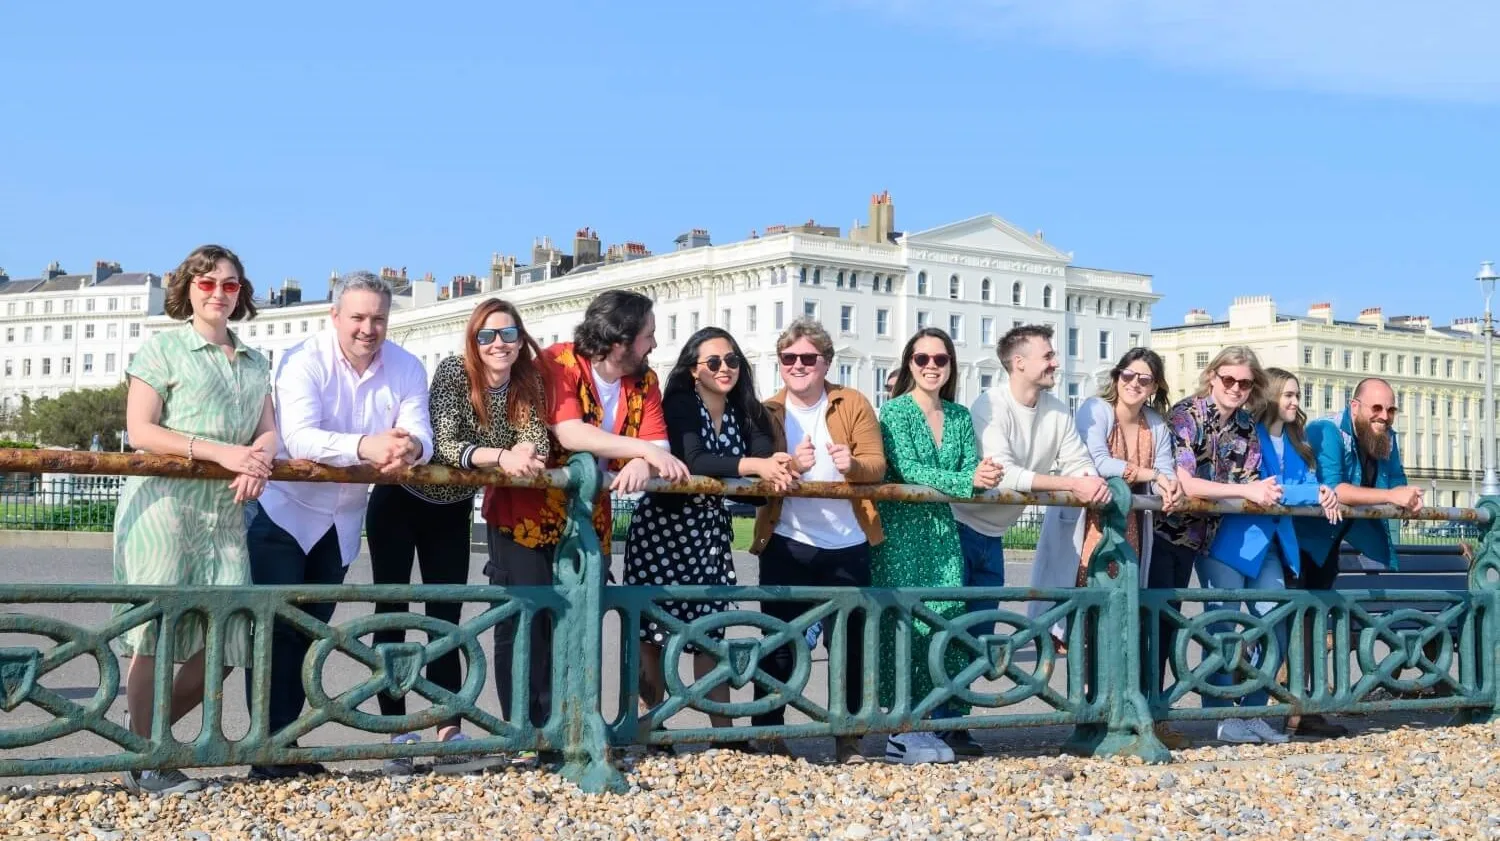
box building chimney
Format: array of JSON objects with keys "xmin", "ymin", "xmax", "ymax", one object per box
[
  {"xmin": 868, "ymin": 190, "xmax": 895, "ymax": 244},
  {"xmin": 1389, "ymin": 314, "xmax": 1432, "ymax": 331},
  {"xmin": 92, "ymin": 260, "xmax": 122, "ymax": 284},
  {"xmin": 573, "ymin": 227, "xmax": 602, "ymax": 266},
  {"xmin": 1356, "ymin": 306, "xmax": 1384, "ymax": 328},
  {"xmin": 281, "ymin": 279, "xmax": 302, "ymax": 305},
  {"xmin": 1184, "ymin": 308, "xmax": 1213, "ymax": 326},
  {"xmin": 44, "ymin": 261, "xmax": 65, "ymax": 281},
  {"xmin": 1307, "ymin": 302, "xmax": 1333, "ymax": 324}
]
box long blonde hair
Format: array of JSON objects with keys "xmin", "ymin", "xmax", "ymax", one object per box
[
  {"xmin": 1257, "ymin": 367, "xmax": 1314, "ymax": 467},
  {"xmin": 1194, "ymin": 345, "xmax": 1269, "ymax": 411}
]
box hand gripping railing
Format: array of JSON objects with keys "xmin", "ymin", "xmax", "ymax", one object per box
[{"xmin": 0, "ymin": 447, "xmax": 1495, "ymax": 793}]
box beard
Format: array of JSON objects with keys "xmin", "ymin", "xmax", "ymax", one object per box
[
  {"xmin": 1354, "ymin": 413, "xmax": 1393, "ymax": 461},
  {"xmin": 626, "ymin": 349, "xmax": 650, "ymax": 377}
]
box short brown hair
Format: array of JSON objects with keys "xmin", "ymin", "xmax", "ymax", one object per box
[
  {"xmin": 997, "ymin": 324, "xmax": 1053, "ymax": 373},
  {"xmin": 776, "ymin": 316, "xmax": 834, "ymax": 359},
  {"xmin": 163, "ymin": 244, "xmax": 258, "ymax": 322}
]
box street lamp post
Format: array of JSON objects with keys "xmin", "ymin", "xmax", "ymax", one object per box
[{"xmin": 1480, "ymin": 261, "xmax": 1500, "ymax": 498}]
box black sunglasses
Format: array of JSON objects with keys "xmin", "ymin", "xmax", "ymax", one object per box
[
  {"xmin": 698, "ymin": 353, "xmax": 741, "ymax": 373},
  {"xmin": 1118, "ymin": 370, "xmax": 1156, "ymax": 388},
  {"xmin": 476, "ymin": 326, "xmax": 520, "ymax": 346},
  {"xmin": 912, "ymin": 352, "xmax": 950, "ymax": 368},
  {"xmin": 779, "ymin": 352, "xmax": 824, "ymax": 367},
  {"xmin": 1217, "ymin": 373, "xmax": 1254, "ymax": 392}
]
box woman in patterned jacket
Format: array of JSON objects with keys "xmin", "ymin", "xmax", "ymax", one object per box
[
  {"xmin": 113, "ymin": 245, "xmax": 277, "ymax": 794},
  {"xmin": 366, "ymin": 298, "xmax": 549, "ymax": 774}
]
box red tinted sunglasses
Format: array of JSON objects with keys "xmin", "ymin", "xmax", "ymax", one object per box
[{"xmin": 194, "ymin": 279, "xmax": 241, "ymax": 295}]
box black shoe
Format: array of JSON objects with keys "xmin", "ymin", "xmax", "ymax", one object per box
[
  {"xmin": 1290, "ymin": 714, "xmax": 1349, "ymax": 738},
  {"xmin": 939, "ymin": 729, "xmax": 985, "ymax": 758},
  {"xmin": 247, "ymin": 762, "xmax": 327, "ymax": 781}
]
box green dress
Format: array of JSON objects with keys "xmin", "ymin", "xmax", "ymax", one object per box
[
  {"xmin": 870, "ymin": 394, "xmax": 981, "ymax": 713},
  {"xmin": 112, "ymin": 325, "xmax": 271, "ymax": 666}
]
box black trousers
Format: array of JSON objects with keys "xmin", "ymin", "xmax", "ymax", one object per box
[
  {"xmin": 751, "ymin": 534, "xmax": 871, "ymax": 727},
  {"xmin": 1143, "ymin": 536, "xmax": 1199, "ymax": 696},
  {"xmin": 366, "ymin": 485, "xmax": 475, "ymax": 721},
  {"xmin": 484, "ymin": 528, "xmax": 555, "ymax": 727}
]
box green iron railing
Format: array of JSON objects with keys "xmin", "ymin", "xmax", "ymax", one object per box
[{"xmin": 0, "ymin": 448, "xmax": 1496, "ymax": 792}]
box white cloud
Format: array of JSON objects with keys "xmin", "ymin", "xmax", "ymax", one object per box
[{"xmin": 846, "ymin": 0, "xmax": 1500, "ymax": 102}]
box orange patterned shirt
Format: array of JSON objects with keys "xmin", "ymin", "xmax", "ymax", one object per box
[{"xmin": 481, "ymin": 342, "xmax": 667, "ymax": 552}]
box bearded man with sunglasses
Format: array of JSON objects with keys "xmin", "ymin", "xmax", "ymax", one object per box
[
  {"xmin": 746, "ymin": 317, "xmax": 887, "ymax": 763},
  {"xmin": 1287, "ymin": 376, "xmax": 1422, "ymax": 738}
]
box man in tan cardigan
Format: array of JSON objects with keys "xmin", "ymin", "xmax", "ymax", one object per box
[{"xmin": 749, "ymin": 317, "xmax": 886, "ymax": 764}]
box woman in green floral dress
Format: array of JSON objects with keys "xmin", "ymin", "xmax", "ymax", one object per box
[
  {"xmin": 871, "ymin": 328, "xmax": 1003, "ymax": 765},
  {"xmin": 112, "ymin": 245, "xmax": 278, "ymax": 794}
]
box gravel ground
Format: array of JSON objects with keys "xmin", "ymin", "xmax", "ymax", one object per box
[{"xmin": 3, "ymin": 721, "xmax": 1497, "ymax": 840}]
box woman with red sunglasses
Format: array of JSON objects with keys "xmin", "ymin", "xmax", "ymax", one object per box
[{"xmin": 111, "ymin": 245, "xmax": 277, "ymax": 794}]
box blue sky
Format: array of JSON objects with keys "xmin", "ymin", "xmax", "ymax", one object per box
[{"xmin": 2, "ymin": 0, "xmax": 1497, "ymax": 325}]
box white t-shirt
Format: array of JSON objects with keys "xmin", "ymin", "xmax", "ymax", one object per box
[
  {"xmin": 592, "ymin": 370, "xmax": 623, "ymax": 472},
  {"xmin": 774, "ymin": 393, "xmax": 864, "ymax": 549}
]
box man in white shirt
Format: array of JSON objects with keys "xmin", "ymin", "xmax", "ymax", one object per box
[{"xmin": 245, "ymin": 270, "xmax": 433, "ymax": 780}]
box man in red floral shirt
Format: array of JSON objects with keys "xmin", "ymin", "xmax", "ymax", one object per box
[{"xmin": 483, "ymin": 289, "xmax": 688, "ymax": 731}]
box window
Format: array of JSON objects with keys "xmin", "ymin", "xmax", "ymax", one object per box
[
  {"xmin": 1446, "ymin": 359, "xmax": 1455, "ymax": 378},
  {"xmin": 838, "ymin": 364, "xmax": 852, "ymax": 385},
  {"xmin": 747, "ymin": 306, "xmax": 757, "ymax": 332},
  {"xmin": 130, "ymin": 296, "xmax": 141, "ymax": 309},
  {"xmin": 775, "ymin": 302, "xmax": 785, "ymax": 329},
  {"xmin": 883, "ymin": 277, "xmax": 893, "ymax": 293},
  {"xmin": 981, "ymin": 278, "xmax": 992, "ymax": 302},
  {"xmin": 1341, "ymin": 350, "xmax": 1352, "ymax": 369},
  {"xmin": 917, "ymin": 311, "xmax": 930, "ymax": 330},
  {"xmin": 949, "ymin": 275, "xmax": 960, "ymax": 299},
  {"xmin": 86, "ymin": 298, "xmax": 96, "ymax": 312},
  {"xmin": 62, "ymin": 325, "xmax": 72, "ymax": 341},
  {"xmin": 1430, "ymin": 358, "xmax": 1438, "ymax": 377},
  {"xmin": 1098, "ymin": 330, "xmax": 1112, "ymax": 360},
  {"xmin": 40, "ymin": 358, "xmax": 50, "ymax": 376},
  {"xmin": 1303, "ymin": 381, "xmax": 1313, "ymax": 408},
  {"xmin": 1095, "ymin": 298, "xmax": 1102, "ymax": 315},
  {"xmin": 836, "ymin": 271, "xmax": 845, "ymax": 289},
  {"xmin": 1464, "ymin": 360, "xmax": 1472, "ymax": 379},
  {"xmin": 2, "ymin": 359, "xmax": 10, "ymax": 377},
  {"xmin": 21, "ymin": 359, "xmax": 30, "ymax": 377},
  {"xmin": 3, "ymin": 303, "xmax": 11, "ymax": 316},
  {"xmin": 874, "ymin": 367, "xmax": 890, "ymax": 407},
  {"xmin": 803, "ymin": 301, "xmax": 817, "ymax": 319},
  {"xmin": 668, "ymin": 314, "xmax": 678, "ymax": 340},
  {"xmin": 1067, "ymin": 328, "xmax": 1080, "ymax": 358},
  {"xmin": 1431, "ymin": 396, "xmax": 1438, "ymax": 417},
  {"xmin": 1012, "ymin": 282, "xmax": 1023, "ymax": 306},
  {"xmin": 1360, "ymin": 351, "xmax": 1370, "ymax": 371},
  {"xmin": 848, "ymin": 271, "xmax": 858, "ymax": 288},
  {"xmin": 82, "ymin": 353, "xmax": 93, "ymax": 374},
  {"xmin": 721, "ymin": 308, "xmax": 731, "ymax": 329},
  {"xmin": 249, "ymin": 325, "xmax": 257, "ymax": 337},
  {"xmin": 300, "ymin": 320, "xmax": 309, "ymax": 333},
  {"xmin": 105, "ymin": 353, "xmax": 116, "ymax": 373},
  {"xmin": 1324, "ymin": 385, "xmax": 1334, "ymax": 411},
  {"xmin": 1196, "ymin": 351, "xmax": 1210, "ymax": 369},
  {"xmin": 691, "ymin": 311, "xmax": 701, "ymax": 332},
  {"xmin": 1397, "ymin": 355, "xmax": 1405, "ymax": 374},
  {"xmin": 980, "ymin": 373, "xmax": 994, "ymax": 391},
  {"xmin": 949, "ymin": 314, "xmax": 962, "ymax": 341},
  {"xmin": 2, "ymin": 328, "xmax": 10, "ymax": 343},
  {"xmin": 61, "ymin": 357, "xmax": 71, "ymax": 375},
  {"xmin": 1107, "ymin": 300, "xmax": 1115, "ymax": 316},
  {"xmin": 1464, "ymin": 397, "xmax": 1471, "ymax": 419},
  {"xmin": 23, "ymin": 327, "xmax": 32, "ymax": 343},
  {"xmin": 1066, "ymin": 382, "xmax": 1080, "ymax": 412},
  {"xmin": 876, "ymin": 308, "xmax": 890, "ymax": 336},
  {"xmin": 799, "ymin": 267, "xmax": 807, "ymax": 285},
  {"xmin": 282, "ymin": 322, "xmax": 290, "ymax": 335},
  {"xmin": 917, "ymin": 272, "xmax": 928, "ymax": 296},
  {"xmin": 1377, "ymin": 353, "xmax": 1387, "ymax": 373},
  {"xmin": 129, "ymin": 323, "xmax": 140, "ymax": 338},
  {"xmin": 106, "ymin": 324, "xmax": 117, "ymax": 340},
  {"xmin": 23, "ymin": 301, "xmax": 32, "ymax": 316},
  {"xmin": 1413, "ymin": 355, "xmax": 1422, "ymax": 374},
  {"xmin": 981, "ymin": 317, "xmax": 994, "ymax": 346},
  {"xmin": 812, "ymin": 269, "xmax": 821, "ymax": 286},
  {"xmin": 42, "ymin": 326, "xmax": 51, "ymax": 342},
  {"xmin": 84, "ymin": 324, "xmax": 95, "ymax": 340},
  {"xmin": 63, "ymin": 300, "xmax": 74, "ymax": 314},
  {"xmin": 1323, "ymin": 349, "xmax": 1333, "ymax": 367},
  {"xmin": 43, "ymin": 301, "xmax": 51, "ymax": 314},
  {"xmin": 1304, "ymin": 346, "xmax": 1313, "ymax": 365},
  {"xmin": 1043, "ymin": 285, "xmax": 1054, "ymax": 309},
  {"xmin": 1129, "ymin": 333, "xmax": 1141, "ymax": 348},
  {"xmin": 840, "ymin": 305, "xmax": 854, "ymax": 333}
]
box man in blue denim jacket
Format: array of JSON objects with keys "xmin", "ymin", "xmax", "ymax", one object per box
[{"xmin": 1290, "ymin": 377, "xmax": 1424, "ymax": 736}]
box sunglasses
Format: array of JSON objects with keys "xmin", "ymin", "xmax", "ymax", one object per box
[
  {"xmin": 1217, "ymin": 374, "xmax": 1254, "ymax": 392},
  {"xmin": 1118, "ymin": 370, "xmax": 1156, "ymax": 388},
  {"xmin": 1359, "ymin": 401, "xmax": 1399, "ymax": 418},
  {"xmin": 912, "ymin": 353, "xmax": 951, "ymax": 368},
  {"xmin": 476, "ymin": 326, "xmax": 520, "ymax": 346},
  {"xmin": 698, "ymin": 353, "xmax": 741, "ymax": 373},
  {"xmin": 779, "ymin": 352, "xmax": 824, "ymax": 367},
  {"xmin": 193, "ymin": 279, "xmax": 241, "ymax": 295}
]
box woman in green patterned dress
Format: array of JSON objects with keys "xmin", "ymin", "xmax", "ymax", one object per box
[
  {"xmin": 113, "ymin": 245, "xmax": 278, "ymax": 794},
  {"xmin": 871, "ymin": 328, "xmax": 1003, "ymax": 765}
]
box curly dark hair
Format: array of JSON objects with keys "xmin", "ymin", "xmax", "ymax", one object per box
[
  {"xmin": 163, "ymin": 244, "xmax": 258, "ymax": 321},
  {"xmin": 573, "ymin": 290, "xmax": 653, "ymax": 360}
]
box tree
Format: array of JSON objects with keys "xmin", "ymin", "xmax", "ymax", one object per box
[{"xmin": 23, "ymin": 384, "xmax": 128, "ymax": 450}]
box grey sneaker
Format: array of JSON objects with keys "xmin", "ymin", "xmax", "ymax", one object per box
[
  {"xmin": 121, "ymin": 768, "xmax": 203, "ymax": 795},
  {"xmin": 431, "ymin": 732, "xmax": 504, "ymax": 775},
  {"xmin": 1245, "ymin": 718, "xmax": 1290, "ymax": 744},
  {"xmin": 383, "ymin": 732, "xmax": 421, "ymax": 776}
]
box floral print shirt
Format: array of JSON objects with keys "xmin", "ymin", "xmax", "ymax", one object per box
[
  {"xmin": 1156, "ymin": 394, "xmax": 1261, "ymax": 552},
  {"xmin": 481, "ymin": 342, "xmax": 667, "ymax": 552}
]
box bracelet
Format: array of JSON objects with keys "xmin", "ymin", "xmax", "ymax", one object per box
[{"xmin": 186, "ymin": 436, "xmax": 197, "ymax": 462}]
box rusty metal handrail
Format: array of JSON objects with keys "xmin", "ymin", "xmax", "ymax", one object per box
[{"xmin": 0, "ymin": 447, "xmax": 1485, "ymax": 524}]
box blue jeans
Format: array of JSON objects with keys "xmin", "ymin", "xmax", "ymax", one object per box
[
  {"xmin": 1194, "ymin": 549, "xmax": 1288, "ymax": 710},
  {"xmin": 934, "ymin": 523, "xmax": 1006, "ymax": 722},
  {"xmin": 244, "ymin": 508, "xmax": 348, "ymax": 741}
]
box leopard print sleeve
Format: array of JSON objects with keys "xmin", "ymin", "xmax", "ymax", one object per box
[{"xmin": 429, "ymin": 355, "xmax": 481, "ymax": 469}]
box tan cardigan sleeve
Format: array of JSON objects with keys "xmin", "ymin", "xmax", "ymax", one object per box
[{"xmin": 840, "ymin": 393, "xmax": 888, "ymax": 483}]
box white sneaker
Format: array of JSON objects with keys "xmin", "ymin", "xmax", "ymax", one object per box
[
  {"xmin": 1216, "ymin": 718, "xmax": 1261, "ymax": 744},
  {"xmin": 122, "ymin": 768, "xmax": 203, "ymax": 795},
  {"xmin": 1244, "ymin": 718, "xmax": 1290, "ymax": 744},
  {"xmin": 431, "ymin": 732, "xmax": 505, "ymax": 775},
  {"xmin": 885, "ymin": 732, "xmax": 956, "ymax": 764},
  {"xmin": 384, "ymin": 732, "xmax": 421, "ymax": 776}
]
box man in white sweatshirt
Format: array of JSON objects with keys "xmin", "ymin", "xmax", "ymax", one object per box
[{"xmin": 935, "ymin": 324, "xmax": 1109, "ymax": 754}]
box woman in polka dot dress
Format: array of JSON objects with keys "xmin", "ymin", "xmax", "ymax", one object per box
[{"xmin": 624, "ymin": 327, "xmax": 799, "ymax": 742}]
